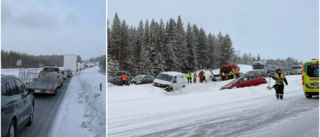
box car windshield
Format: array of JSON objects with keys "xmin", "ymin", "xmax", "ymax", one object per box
[
  {"xmin": 133, "ymin": 75, "xmax": 145, "ymax": 80},
  {"xmin": 245, "ymin": 71, "xmax": 254, "ymax": 75},
  {"xmin": 230, "ymin": 77, "xmax": 241, "ymax": 84},
  {"xmin": 253, "ymin": 65, "xmax": 264, "ymax": 69},
  {"xmin": 156, "ymin": 73, "xmax": 173, "ymax": 82},
  {"xmin": 292, "ymin": 66, "xmax": 302, "ymax": 69}
]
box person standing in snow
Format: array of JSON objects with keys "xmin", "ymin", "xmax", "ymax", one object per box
[
  {"xmin": 228, "ymin": 71, "xmax": 234, "ymax": 79},
  {"xmin": 221, "ymin": 72, "xmax": 226, "ymax": 81},
  {"xmin": 193, "ymin": 72, "xmax": 197, "ymax": 83},
  {"xmin": 186, "ymin": 72, "xmax": 192, "ymax": 83},
  {"xmin": 121, "ymin": 72, "xmax": 127, "ymax": 86},
  {"xmin": 272, "ymin": 69, "xmax": 288, "ymax": 100},
  {"xmin": 198, "ymin": 71, "xmax": 203, "ymax": 83},
  {"xmin": 203, "ymin": 71, "xmax": 207, "ymax": 82}
]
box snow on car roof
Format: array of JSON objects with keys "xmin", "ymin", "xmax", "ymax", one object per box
[{"xmin": 161, "ymin": 71, "xmax": 185, "ymax": 76}]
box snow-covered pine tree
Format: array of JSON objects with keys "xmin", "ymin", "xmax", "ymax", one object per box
[
  {"xmin": 176, "ymin": 16, "xmax": 188, "ymax": 73},
  {"xmin": 134, "ymin": 20, "xmax": 144, "ymax": 75},
  {"xmin": 197, "ymin": 28, "xmax": 209, "ymax": 69},
  {"xmin": 164, "ymin": 18, "xmax": 178, "ymax": 71},
  {"xmin": 186, "ymin": 23, "xmax": 198, "ymax": 71},
  {"xmin": 192, "ymin": 24, "xmax": 200, "ymax": 69}
]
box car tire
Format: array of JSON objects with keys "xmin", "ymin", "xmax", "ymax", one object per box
[
  {"xmin": 8, "ymin": 120, "xmax": 16, "ymax": 137},
  {"xmin": 305, "ymin": 93, "xmax": 312, "ymax": 98},
  {"xmin": 26, "ymin": 104, "xmax": 34, "ymax": 126}
]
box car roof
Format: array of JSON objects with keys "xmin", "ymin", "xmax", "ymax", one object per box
[
  {"xmin": 1, "ymin": 75, "xmax": 18, "ymax": 84},
  {"xmin": 160, "ymin": 71, "xmax": 185, "ymax": 76}
]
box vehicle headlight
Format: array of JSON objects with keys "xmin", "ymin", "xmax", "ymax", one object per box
[{"xmin": 137, "ymin": 81, "xmax": 141, "ymax": 83}]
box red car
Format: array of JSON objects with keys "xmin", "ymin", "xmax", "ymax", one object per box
[{"xmin": 220, "ymin": 75, "xmax": 267, "ymax": 90}]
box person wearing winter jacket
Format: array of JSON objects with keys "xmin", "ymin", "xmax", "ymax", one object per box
[
  {"xmin": 272, "ymin": 69, "xmax": 288, "ymax": 100},
  {"xmin": 198, "ymin": 71, "xmax": 204, "ymax": 83},
  {"xmin": 186, "ymin": 72, "xmax": 192, "ymax": 83},
  {"xmin": 193, "ymin": 72, "xmax": 197, "ymax": 83},
  {"xmin": 203, "ymin": 71, "xmax": 207, "ymax": 82}
]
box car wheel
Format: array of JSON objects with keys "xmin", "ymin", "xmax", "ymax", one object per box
[
  {"xmin": 8, "ymin": 120, "xmax": 15, "ymax": 137},
  {"xmin": 305, "ymin": 93, "xmax": 312, "ymax": 98},
  {"xmin": 26, "ymin": 104, "xmax": 34, "ymax": 126}
]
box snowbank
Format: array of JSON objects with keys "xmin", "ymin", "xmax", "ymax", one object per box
[{"xmin": 48, "ymin": 66, "xmax": 106, "ymax": 137}]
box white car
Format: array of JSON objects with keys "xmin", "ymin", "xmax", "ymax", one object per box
[{"xmin": 153, "ymin": 71, "xmax": 187, "ymax": 92}]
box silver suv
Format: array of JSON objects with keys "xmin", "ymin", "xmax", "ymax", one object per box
[{"xmin": 1, "ymin": 75, "xmax": 34, "ymax": 137}]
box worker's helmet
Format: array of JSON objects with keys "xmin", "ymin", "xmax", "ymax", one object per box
[{"xmin": 276, "ymin": 69, "xmax": 281, "ymax": 72}]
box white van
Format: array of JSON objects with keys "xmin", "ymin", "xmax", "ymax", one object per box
[{"xmin": 153, "ymin": 71, "xmax": 187, "ymax": 92}]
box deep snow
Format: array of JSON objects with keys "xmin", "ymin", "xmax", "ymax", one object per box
[
  {"xmin": 108, "ymin": 65, "xmax": 319, "ymax": 137},
  {"xmin": 48, "ymin": 66, "xmax": 106, "ymax": 137}
]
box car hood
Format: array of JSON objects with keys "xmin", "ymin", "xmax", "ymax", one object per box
[{"xmin": 153, "ymin": 79, "xmax": 172, "ymax": 85}]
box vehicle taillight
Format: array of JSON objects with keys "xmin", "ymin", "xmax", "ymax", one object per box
[
  {"xmin": 38, "ymin": 73, "xmax": 41, "ymax": 78},
  {"xmin": 302, "ymin": 76, "xmax": 304, "ymax": 85},
  {"xmin": 57, "ymin": 74, "xmax": 60, "ymax": 78},
  {"xmin": 302, "ymin": 65, "xmax": 304, "ymax": 72}
]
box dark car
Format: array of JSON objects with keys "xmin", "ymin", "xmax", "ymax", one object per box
[
  {"xmin": 110, "ymin": 76, "xmax": 133, "ymax": 86},
  {"xmin": 220, "ymin": 75, "xmax": 267, "ymax": 90},
  {"xmin": 108, "ymin": 76, "xmax": 113, "ymax": 83},
  {"xmin": 245, "ymin": 71, "xmax": 267, "ymax": 77},
  {"xmin": 1, "ymin": 75, "xmax": 35, "ymax": 137},
  {"xmin": 65, "ymin": 69, "xmax": 73, "ymax": 78},
  {"xmin": 130, "ymin": 75, "xmax": 154, "ymax": 85}
]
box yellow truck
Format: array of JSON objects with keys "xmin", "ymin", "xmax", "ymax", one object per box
[{"xmin": 302, "ymin": 59, "xmax": 319, "ymax": 98}]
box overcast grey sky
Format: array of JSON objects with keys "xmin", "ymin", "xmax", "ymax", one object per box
[
  {"xmin": 108, "ymin": 0, "xmax": 319, "ymax": 62},
  {"xmin": 2, "ymin": 0, "xmax": 106, "ymax": 60}
]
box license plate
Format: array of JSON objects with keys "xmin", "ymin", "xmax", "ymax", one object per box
[{"xmin": 35, "ymin": 90, "xmax": 41, "ymax": 93}]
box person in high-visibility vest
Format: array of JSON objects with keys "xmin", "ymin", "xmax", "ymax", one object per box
[
  {"xmin": 221, "ymin": 72, "xmax": 226, "ymax": 81},
  {"xmin": 193, "ymin": 72, "xmax": 197, "ymax": 83},
  {"xmin": 121, "ymin": 73, "xmax": 127, "ymax": 86},
  {"xmin": 228, "ymin": 71, "xmax": 234, "ymax": 79},
  {"xmin": 203, "ymin": 71, "xmax": 207, "ymax": 82},
  {"xmin": 186, "ymin": 72, "xmax": 192, "ymax": 83},
  {"xmin": 272, "ymin": 69, "xmax": 288, "ymax": 99}
]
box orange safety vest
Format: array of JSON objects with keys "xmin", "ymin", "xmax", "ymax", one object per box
[{"xmin": 121, "ymin": 74, "xmax": 127, "ymax": 80}]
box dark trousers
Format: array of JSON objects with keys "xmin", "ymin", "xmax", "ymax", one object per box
[
  {"xmin": 187, "ymin": 78, "xmax": 192, "ymax": 83},
  {"xmin": 122, "ymin": 80, "xmax": 126, "ymax": 86},
  {"xmin": 274, "ymin": 84, "xmax": 284, "ymax": 99},
  {"xmin": 222, "ymin": 76, "xmax": 226, "ymax": 81}
]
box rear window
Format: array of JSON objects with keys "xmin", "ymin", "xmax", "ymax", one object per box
[
  {"xmin": 43, "ymin": 67, "xmax": 60, "ymax": 72},
  {"xmin": 306, "ymin": 64, "xmax": 319, "ymax": 77}
]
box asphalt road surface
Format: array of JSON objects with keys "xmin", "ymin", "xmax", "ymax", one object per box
[{"xmin": 16, "ymin": 78, "xmax": 71, "ymax": 137}]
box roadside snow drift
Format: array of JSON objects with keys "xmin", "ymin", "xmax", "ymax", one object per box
[{"xmin": 48, "ymin": 66, "xmax": 106, "ymax": 137}]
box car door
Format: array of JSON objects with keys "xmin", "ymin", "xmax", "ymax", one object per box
[
  {"xmin": 7, "ymin": 79, "xmax": 26, "ymax": 126},
  {"xmin": 239, "ymin": 77, "xmax": 250, "ymax": 87},
  {"xmin": 15, "ymin": 79, "xmax": 32, "ymax": 124},
  {"xmin": 1, "ymin": 82, "xmax": 12, "ymax": 134},
  {"xmin": 172, "ymin": 76, "xmax": 178, "ymax": 90}
]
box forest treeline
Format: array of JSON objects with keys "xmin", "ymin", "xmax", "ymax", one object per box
[{"xmin": 107, "ymin": 13, "xmax": 302, "ymax": 76}]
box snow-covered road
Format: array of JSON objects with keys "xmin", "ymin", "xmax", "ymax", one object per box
[{"xmin": 108, "ymin": 74, "xmax": 319, "ymax": 137}]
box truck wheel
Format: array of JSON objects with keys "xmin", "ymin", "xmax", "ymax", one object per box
[
  {"xmin": 53, "ymin": 89, "xmax": 57, "ymax": 96},
  {"xmin": 8, "ymin": 120, "xmax": 16, "ymax": 137},
  {"xmin": 305, "ymin": 93, "xmax": 312, "ymax": 98}
]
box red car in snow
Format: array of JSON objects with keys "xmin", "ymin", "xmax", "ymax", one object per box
[{"xmin": 220, "ymin": 75, "xmax": 267, "ymax": 90}]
